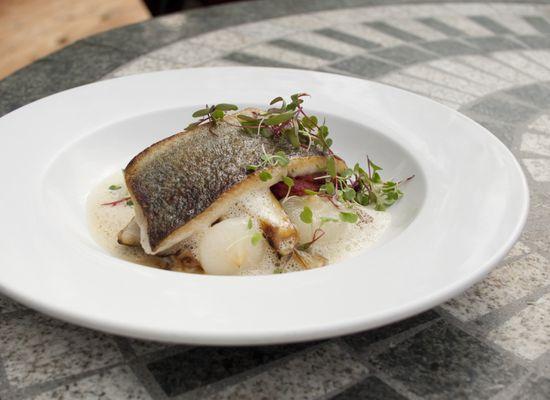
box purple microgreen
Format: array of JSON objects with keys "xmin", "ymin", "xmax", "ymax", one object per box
[
  {"xmin": 296, "ymin": 228, "xmax": 325, "ymax": 250},
  {"xmin": 185, "ymin": 96, "xmax": 412, "ymax": 213}
]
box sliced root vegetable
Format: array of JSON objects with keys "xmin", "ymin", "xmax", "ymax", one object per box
[{"xmin": 198, "ymin": 217, "xmax": 267, "ymax": 275}]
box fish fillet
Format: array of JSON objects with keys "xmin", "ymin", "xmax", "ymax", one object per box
[{"xmin": 124, "ymin": 109, "xmax": 344, "ymax": 255}]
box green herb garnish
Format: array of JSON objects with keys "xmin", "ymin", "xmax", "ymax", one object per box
[
  {"xmin": 186, "ymin": 103, "xmax": 239, "ymax": 132},
  {"xmin": 326, "ymin": 156, "xmax": 337, "ymax": 177},
  {"xmin": 235, "ymin": 93, "xmax": 333, "ymax": 154},
  {"xmin": 282, "ymin": 176, "xmax": 294, "ymax": 201},
  {"xmin": 300, "ymin": 206, "xmax": 313, "ymax": 224},
  {"xmin": 282, "ymin": 176, "xmax": 294, "ymax": 188},
  {"xmin": 108, "ymin": 184, "xmax": 121, "ymax": 191},
  {"xmin": 186, "ymin": 94, "xmax": 412, "ymax": 215},
  {"xmin": 251, "ymin": 232, "xmax": 263, "ymax": 246},
  {"xmin": 247, "ymin": 149, "xmax": 289, "ymax": 173},
  {"xmin": 339, "ymin": 212, "xmax": 358, "ymax": 223},
  {"xmin": 319, "ymin": 216, "xmax": 338, "ymax": 224},
  {"xmin": 259, "ymin": 171, "xmax": 272, "ymax": 182},
  {"xmin": 313, "ymin": 157, "xmax": 412, "ymax": 211},
  {"xmin": 327, "ymin": 157, "xmax": 412, "ymax": 211}
]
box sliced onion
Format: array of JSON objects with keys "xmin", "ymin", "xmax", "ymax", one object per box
[
  {"xmin": 198, "ymin": 217, "xmax": 267, "ymax": 275},
  {"xmin": 281, "ymin": 195, "xmax": 347, "ymax": 246}
]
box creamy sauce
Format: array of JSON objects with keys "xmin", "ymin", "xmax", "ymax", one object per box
[
  {"xmin": 87, "ymin": 171, "xmax": 391, "ymax": 275},
  {"xmin": 87, "ymin": 171, "xmax": 201, "ymax": 272}
]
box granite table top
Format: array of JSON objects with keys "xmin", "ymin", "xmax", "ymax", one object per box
[{"xmin": 1, "ymin": 0, "xmax": 550, "ymax": 399}]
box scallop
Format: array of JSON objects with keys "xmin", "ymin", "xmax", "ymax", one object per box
[
  {"xmin": 281, "ymin": 195, "xmax": 348, "ymax": 246},
  {"xmin": 198, "ymin": 217, "xmax": 267, "ymax": 275}
]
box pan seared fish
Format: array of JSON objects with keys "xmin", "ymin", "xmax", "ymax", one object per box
[{"xmin": 122, "ymin": 109, "xmax": 345, "ymax": 256}]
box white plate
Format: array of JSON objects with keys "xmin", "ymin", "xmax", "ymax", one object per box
[{"xmin": 0, "ymin": 67, "xmax": 528, "ymax": 345}]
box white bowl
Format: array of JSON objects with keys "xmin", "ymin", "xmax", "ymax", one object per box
[{"xmin": 0, "ymin": 67, "xmax": 528, "ymax": 345}]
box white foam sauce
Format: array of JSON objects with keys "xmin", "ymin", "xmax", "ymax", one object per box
[
  {"xmin": 87, "ymin": 171, "xmax": 177, "ymax": 270},
  {"xmin": 87, "ymin": 170, "xmax": 391, "ymax": 275}
]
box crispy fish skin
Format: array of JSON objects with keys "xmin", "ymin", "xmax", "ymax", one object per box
[{"xmin": 125, "ymin": 110, "xmax": 343, "ymax": 254}]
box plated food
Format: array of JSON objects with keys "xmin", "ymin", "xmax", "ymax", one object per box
[
  {"xmin": 88, "ymin": 94, "xmax": 411, "ymax": 275},
  {"xmin": 0, "ymin": 67, "xmax": 528, "ymax": 343}
]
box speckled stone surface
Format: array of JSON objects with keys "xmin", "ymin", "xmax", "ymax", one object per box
[
  {"xmin": 1, "ymin": 1, "xmax": 550, "ymax": 399},
  {"xmin": 370, "ymin": 320, "xmax": 527, "ymax": 399},
  {"xmin": 30, "ymin": 366, "xmax": 152, "ymax": 400},
  {"xmin": 202, "ymin": 343, "xmax": 368, "ymax": 400},
  {"xmin": 0, "ymin": 313, "xmax": 123, "ymax": 389}
]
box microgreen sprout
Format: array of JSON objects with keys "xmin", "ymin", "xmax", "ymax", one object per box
[
  {"xmin": 245, "ymin": 218, "xmax": 263, "ymax": 245},
  {"xmin": 246, "ymin": 147, "xmax": 290, "ymax": 182},
  {"xmin": 235, "ymin": 93, "xmax": 334, "ymax": 154},
  {"xmin": 102, "ymin": 184, "xmax": 132, "ymax": 207},
  {"xmin": 246, "ymin": 148, "xmax": 290, "ymax": 172},
  {"xmin": 185, "ymin": 94, "xmax": 413, "ymax": 214},
  {"xmin": 300, "ymin": 206, "xmax": 313, "ymax": 224},
  {"xmin": 297, "ymin": 228, "xmax": 325, "ymax": 251},
  {"xmin": 251, "ymin": 232, "xmax": 263, "ymax": 246},
  {"xmin": 319, "ymin": 216, "xmax": 338, "ymax": 224},
  {"xmin": 313, "ymin": 157, "xmax": 412, "ymax": 211},
  {"xmin": 101, "ymin": 196, "xmax": 131, "ymax": 207},
  {"xmin": 281, "ymin": 176, "xmax": 294, "ymax": 202},
  {"xmin": 296, "ymin": 206, "xmax": 358, "ymax": 251},
  {"xmin": 339, "ymin": 211, "xmax": 358, "ymax": 223},
  {"xmin": 259, "ymin": 171, "xmax": 272, "ymax": 182},
  {"xmin": 185, "ymin": 103, "xmax": 239, "ymax": 133}
]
